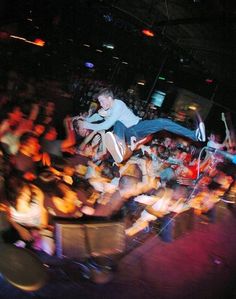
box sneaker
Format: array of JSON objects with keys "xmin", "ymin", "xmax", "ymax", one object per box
[
  {"xmin": 196, "ymin": 122, "xmax": 206, "ymax": 142},
  {"xmin": 130, "ymin": 136, "xmax": 137, "ymax": 151},
  {"xmin": 105, "ymin": 132, "xmax": 124, "ymax": 163}
]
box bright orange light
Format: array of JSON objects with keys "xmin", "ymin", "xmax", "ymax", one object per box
[
  {"xmin": 34, "ymin": 38, "xmax": 45, "ymax": 47},
  {"xmin": 10, "ymin": 35, "xmax": 46, "ymax": 47},
  {"xmin": 142, "ymin": 29, "xmax": 155, "ymax": 37}
]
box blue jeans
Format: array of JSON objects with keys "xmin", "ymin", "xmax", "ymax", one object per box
[{"xmin": 113, "ymin": 118, "xmax": 196, "ymax": 144}]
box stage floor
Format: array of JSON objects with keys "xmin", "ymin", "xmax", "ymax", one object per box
[{"xmin": 1, "ymin": 203, "xmax": 236, "ymax": 299}]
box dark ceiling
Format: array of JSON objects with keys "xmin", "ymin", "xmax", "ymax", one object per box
[
  {"xmin": 110, "ymin": 0, "xmax": 236, "ymax": 82},
  {"xmin": 0, "ymin": 0, "xmax": 235, "ymax": 111}
]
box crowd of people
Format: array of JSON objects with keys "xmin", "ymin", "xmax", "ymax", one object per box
[{"xmin": 0, "ymin": 73, "xmax": 235, "ymax": 256}]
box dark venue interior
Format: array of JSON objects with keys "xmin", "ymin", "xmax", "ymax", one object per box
[{"xmin": 0, "ymin": 1, "xmax": 236, "ymax": 298}]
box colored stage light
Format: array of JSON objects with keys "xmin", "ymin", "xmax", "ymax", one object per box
[
  {"xmin": 10, "ymin": 35, "xmax": 45, "ymax": 47},
  {"xmin": 205, "ymin": 78, "xmax": 214, "ymax": 84},
  {"xmin": 34, "ymin": 38, "xmax": 45, "ymax": 47},
  {"xmin": 142, "ymin": 29, "xmax": 155, "ymax": 37},
  {"xmin": 85, "ymin": 62, "xmax": 94, "ymax": 68}
]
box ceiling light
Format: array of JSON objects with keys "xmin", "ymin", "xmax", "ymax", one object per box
[
  {"xmin": 10, "ymin": 35, "xmax": 45, "ymax": 47},
  {"xmin": 188, "ymin": 105, "xmax": 197, "ymax": 111},
  {"xmin": 142, "ymin": 29, "xmax": 155, "ymax": 37},
  {"xmin": 85, "ymin": 62, "xmax": 94, "ymax": 68},
  {"xmin": 33, "ymin": 38, "xmax": 45, "ymax": 47},
  {"xmin": 102, "ymin": 43, "xmax": 114, "ymax": 49},
  {"xmin": 137, "ymin": 81, "xmax": 145, "ymax": 86}
]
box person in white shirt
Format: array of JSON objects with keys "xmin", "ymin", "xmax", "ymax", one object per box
[
  {"xmin": 1, "ymin": 178, "xmax": 54, "ymax": 254},
  {"xmin": 78, "ymin": 88, "xmax": 206, "ymax": 163}
]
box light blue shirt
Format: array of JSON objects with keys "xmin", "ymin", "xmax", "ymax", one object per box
[{"xmin": 84, "ymin": 99, "xmax": 141, "ymax": 131}]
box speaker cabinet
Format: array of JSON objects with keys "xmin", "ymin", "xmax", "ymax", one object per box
[
  {"xmin": 85, "ymin": 222, "xmax": 126, "ymax": 257},
  {"xmin": 159, "ymin": 208, "xmax": 195, "ymax": 242},
  {"xmin": 55, "ymin": 223, "xmax": 88, "ymax": 260},
  {"xmin": 55, "ymin": 221, "xmax": 126, "ymax": 260}
]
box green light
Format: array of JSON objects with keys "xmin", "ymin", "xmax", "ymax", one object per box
[{"xmin": 158, "ymin": 76, "xmax": 166, "ymax": 80}]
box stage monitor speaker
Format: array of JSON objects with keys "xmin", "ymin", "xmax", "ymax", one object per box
[
  {"xmin": 55, "ymin": 221, "xmax": 126, "ymax": 260},
  {"xmin": 55, "ymin": 223, "xmax": 88, "ymax": 260},
  {"xmin": 85, "ymin": 221, "xmax": 126, "ymax": 257}
]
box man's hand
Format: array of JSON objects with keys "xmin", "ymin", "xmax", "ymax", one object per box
[
  {"xmin": 91, "ymin": 133, "xmax": 101, "ymax": 146},
  {"xmin": 98, "ymin": 108, "xmax": 108, "ymax": 117}
]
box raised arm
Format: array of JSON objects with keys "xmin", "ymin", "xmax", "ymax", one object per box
[
  {"xmin": 83, "ymin": 101, "xmax": 122, "ymax": 131},
  {"xmin": 61, "ymin": 116, "xmax": 76, "ymax": 150}
]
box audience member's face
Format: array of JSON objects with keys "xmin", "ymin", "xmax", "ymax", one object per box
[
  {"xmin": 214, "ymin": 172, "xmax": 233, "ymax": 188},
  {"xmin": 45, "ymin": 101, "xmax": 55, "ymax": 115},
  {"xmin": 208, "ymin": 133, "xmax": 216, "ymax": 142},
  {"xmin": 34, "ymin": 124, "xmax": 45, "ymax": 136},
  {"xmin": 16, "ymin": 185, "xmax": 31, "ymax": 210},
  {"xmin": 45, "ymin": 127, "xmax": 57, "ymax": 140},
  {"xmin": 158, "ymin": 145, "xmax": 165, "ymax": 153},
  {"xmin": 98, "ymin": 95, "xmax": 113, "ymax": 111},
  {"xmin": 179, "ymin": 152, "xmax": 188, "ymax": 161},
  {"xmin": 75, "ymin": 120, "xmax": 90, "ymax": 137},
  {"xmin": 150, "ymin": 147, "xmax": 158, "ymax": 156},
  {"xmin": 8, "ymin": 107, "xmax": 23, "ymax": 124},
  {"xmin": 27, "ymin": 137, "xmax": 41, "ymax": 155},
  {"xmin": 163, "ymin": 137, "xmax": 172, "ymax": 147},
  {"xmin": 63, "ymin": 166, "xmax": 74, "ymax": 176}
]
